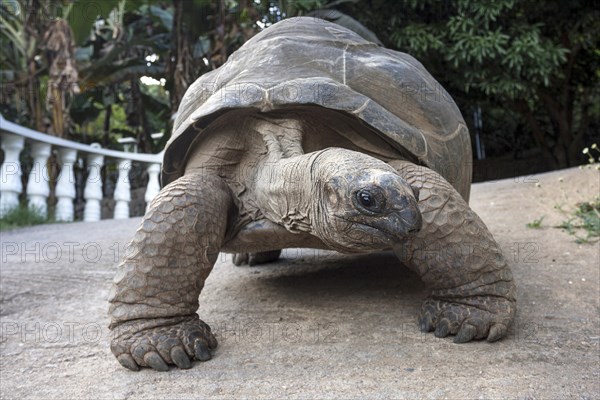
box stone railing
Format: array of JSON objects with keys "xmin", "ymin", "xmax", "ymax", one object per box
[{"xmin": 0, "ymin": 115, "xmax": 163, "ymax": 222}]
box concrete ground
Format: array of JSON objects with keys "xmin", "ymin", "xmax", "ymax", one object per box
[{"xmin": 1, "ymin": 166, "xmax": 599, "ymax": 399}]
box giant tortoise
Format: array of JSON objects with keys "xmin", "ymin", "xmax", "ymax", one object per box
[{"xmin": 109, "ymin": 17, "xmax": 516, "ymax": 371}]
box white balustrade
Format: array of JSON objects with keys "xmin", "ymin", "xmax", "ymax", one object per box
[
  {"xmin": 83, "ymin": 144, "xmax": 104, "ymax": 222},
  {"xmin": 26, "ymin": 142, "xmax": 52, "ymax": 217},
  {"xmin": 113, "ymin": 159, "xmax": 132, "ymax": 219},
  {"xmin": 145, "ymin": 163, "xmax": 161, "ymax": 211},
  {"xmin": 0, "ymin": 115, "xmax": 163, "ymax": 223},
  {"xmin": 0, "ymin": 133, "xmax": 25, "ymax": 217},
  {"xmin": 55, "ymin": 148, "xmax": 78, "ymax": 222}
]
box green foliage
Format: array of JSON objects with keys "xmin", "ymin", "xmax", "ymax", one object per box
[
  {"xmin": 0, "ymin": 0, "xmax": 41, "ymax": 127},
  {"xmin": 392, "ymin": 23, "xmax": 444, "ymax": 53},
  {"xmin": 0, "ymin": 0, "xmax": 28, "ymax": 71},
  {"xmin": 66, "ymin": 0, "xmax": 123, "ymax": 45},
  {"xmin": 289, "ymin": 0, "xmax": 324, "ymax": 13},
  {"xmin": 557, "ymin": 200, "xmax": 600, "ymax": 244},
  {"xmin": 3, "ymin": 0, "xmax": 598, "ymax": 165},
  {"xmin": 0, "ymin": 205, "xmax": 53, "ymax": 231},
  {"xmin": 344, "ymin": 0, "xmax": 600, "ymax": 168},
  {"xmin": 526, "ymin": 216, "xmax": 544, "ymax": 229},
  {"xmin": 67, "ymin": 1, "xmax": 177, "ymax": 150},
  {"xmin": 384, "ymin": 0, "xmax": 572, "ymax": 98},
  {"xmin": 257, "ymin": 0, "xmax": 324, "ymax": 16},
  {"xmin": 554, "ymin": 145, "xmax": 600, "ymax": 244}
]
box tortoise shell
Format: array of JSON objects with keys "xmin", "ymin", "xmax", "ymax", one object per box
[{"xmin": 164, "ymin": 17, "xmax": 472, "ymax": 200}]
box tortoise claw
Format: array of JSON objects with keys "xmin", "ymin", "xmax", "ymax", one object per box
[
  {"xmin": 170, "ymin": 346, "xmax": 192, "ymax": 369},
  {"xmin": 194, "ymin": 341, "xmax": 212, "ymax": 361},
  {"xmin": 418, "ymin": 314, "xmax": 434, "ymax": 332},
  {"xmin": 487, "ymin": 323, "xmax": 508, "ymax": 342},
  {"xmin": 419, "ymin": 296, "xmax": 514, "ymax": 343},
  {"xmin": 111, "ymin": 316, "xmax": 217, "ymax": 371},
  {"xmin": 453, "ymin": 323, "xmax": 477, "ymax": 343},
  {"xmin": 144, "ymin": 352, "xmax": 169, "ymax": 371},
  {"xmin": 117, "ymin": 354, "xmax": 139, "ymax": 371},
  {"xmin": 434, "ymin": 319, "xmax": 451, "ymax": 338}
]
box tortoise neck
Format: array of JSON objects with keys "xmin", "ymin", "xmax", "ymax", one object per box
[{"xmin": 252, "ymin": 150, "xmax": 326, "ymax": 235}]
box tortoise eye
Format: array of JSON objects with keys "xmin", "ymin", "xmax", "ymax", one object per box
[
  {"xmin": 355, "ymin": 188, "xmax": 386, "ymax": 213},
  {"xmin": 358, "ymin": 191, "xmax": 373, "ymax": 207}
]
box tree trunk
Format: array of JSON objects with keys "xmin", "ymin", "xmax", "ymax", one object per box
[
  {"xmin": 514, "ymin": 100, "xmax": 559, "ymax": 169},
  {"xmin": 103, "ymin": 104, "xmax": 112, "ymax": 147},
  {"xmin": 24, "ymin": 0, "xmax": 43, "ymax": 132},
  {"xmin": 552, "ymin": 145, "xmax": 569, "ymax": 169},
  {"xmin": 217, "ymin": 0, "xmax": 227, "ymax": 66},
  {"xmin": 168, "ymin": 0, "xmax": 185, "ymax": 114},
  {"xmin": 567, "ymin": 91, "xmax": 594, "ymax": 165},
  {"xmin": 130, "ymin": 78, "xmax": 153, "ymax": 154},
  {"xmin": 539, "ymin": 91, "xmax": 572, "ymax": 168}
]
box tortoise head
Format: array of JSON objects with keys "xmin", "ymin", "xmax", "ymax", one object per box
[{"xmin": 311, "ymin": 149, "xmax": 422, "ymax": 252}]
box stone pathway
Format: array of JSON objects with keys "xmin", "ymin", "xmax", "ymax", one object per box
[{"xmin": 1, "ymin": 167, "xmax": 598, "ymax": 399}]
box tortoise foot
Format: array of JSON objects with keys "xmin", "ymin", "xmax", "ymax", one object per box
[
  {"xmin": 232, "ymin": 250, "xmax": 282, "ymax": 266},
  {"xmin": 111, "ymin": 315, "xmax": 217, "ymax": 371},
  {"xmin": 419, "ymin": 296, "xmax": 515, "ymax": 343}
]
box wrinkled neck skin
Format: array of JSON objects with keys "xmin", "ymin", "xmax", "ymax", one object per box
[{"xmin": 253, "ymin": 149, "xmax": 324, "ymax": 235}]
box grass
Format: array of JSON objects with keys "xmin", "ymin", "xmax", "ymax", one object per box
[
  {"xmin": 526, "ymin": 216, "xmax": 545, "ymax": 229},
  {"xmin": 556, "ymin": 199, "xmax": 600, "ymax": 244},
  {"xmin": 525, "ymin": 143, "xmax": 599, "ymax": 244},
  {"xmin": 0, "ymin": 205, "xmax": 53, "ymax": 231}
]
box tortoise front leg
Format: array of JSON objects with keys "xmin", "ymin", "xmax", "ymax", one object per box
[
  {"xmin": 108, "ymin": 173, "xmax": 236, "ymax": 371},
  {"xmin": 389, "ymin": 161, "xmax": 516, "ymax": 343}
]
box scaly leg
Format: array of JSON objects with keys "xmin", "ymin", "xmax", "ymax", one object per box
[
  {"xmin": 389, "ymin": 161, "xmax": 516, "ymax": 343},
  {"xmin": 108, "ymin": 173, "xmax": 236, "ymax": 371}
]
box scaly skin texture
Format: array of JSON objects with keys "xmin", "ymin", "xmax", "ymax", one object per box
[
  {"xmin": 108, "ymin": 173, "xmax": 234, "ymax": 371},
  {"xmin": 389, "ymin": 160, "xmax": 516, "ymax": 342}
]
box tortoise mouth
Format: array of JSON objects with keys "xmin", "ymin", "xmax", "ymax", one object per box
[
  {"xmin": 333, "ymin": 208, "xmax": 421, "ymax": 244},
  {"xmin": 357, "ymin": 221, "xmax": 413, "ymax": 244},
  {"xmin": 332, "ymin": 219, "xmax": 403, "ymax": 249}
]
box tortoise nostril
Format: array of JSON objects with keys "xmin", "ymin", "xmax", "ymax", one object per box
[{"xmin": 400, "ymin": 206, "xmax": 422, "ymax": 234}]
